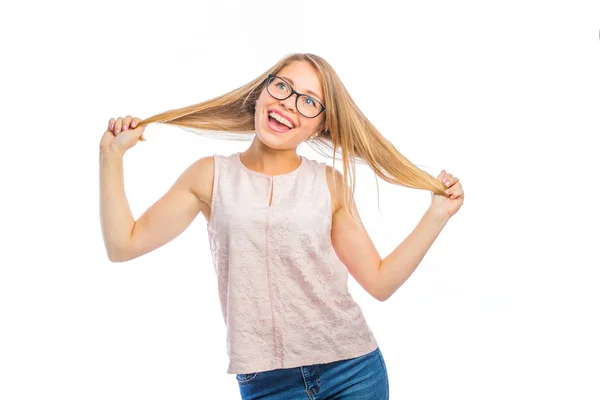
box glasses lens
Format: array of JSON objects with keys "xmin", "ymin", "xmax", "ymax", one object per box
[
  {"xmin": 297, "ymin": 95, "xmax": 322, "ymax": 118},
  {"xmin": 267, "ymin": 76, "xmax": 290, "ymax": 100}
]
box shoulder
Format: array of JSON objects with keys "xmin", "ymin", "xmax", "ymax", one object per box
[
  {"xmin": 324, "ymin": 164, "xmax": 344, "ymax": 214},
  {"xmin": 183, "ymin": 156, "xmax": 215, "ymax": 207},
  {"xmin": 324, "ymin": 164, "xmax": 343, "ymax": 183},
  {"xmin": 188, "ymin": 155, "xmax": 215, "ymax": 180},
  {"xmin": 301, "ymin": 158, "xmax": 343, "ymax": 214}
]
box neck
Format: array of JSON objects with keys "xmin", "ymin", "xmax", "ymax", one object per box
[{"xmin": 241, "ymin": 138, "xmax": 301, "ymax": 175}]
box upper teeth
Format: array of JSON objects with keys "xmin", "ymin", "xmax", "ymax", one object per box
[{"xmin": 269, "ymin": 112, "xmax": 293, "ymax": 129}]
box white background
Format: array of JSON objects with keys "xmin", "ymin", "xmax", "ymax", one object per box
[{"xmin": 1, "ymin": 0, "xmax": 599, "ymax": 399}]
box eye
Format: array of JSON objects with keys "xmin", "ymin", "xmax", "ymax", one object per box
[
  {"xmin": 304, "ymin": 97, "xmax": 317, "ymax": 108},
  {"xmin": 276, "ymin": 82, "xmax": 287, "ymax": 90}
]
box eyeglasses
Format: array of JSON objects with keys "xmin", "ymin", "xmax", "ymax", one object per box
[{"xmin": 265, "ymin": 74, "xmax": 326, "ymax": 118}]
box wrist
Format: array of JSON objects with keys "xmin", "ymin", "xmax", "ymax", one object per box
[
  {"xmin": 99, "ymin": 144, "xmax": 124, "ymax": 159},
  {"xmin": 426, "ymin": 207, "xmax": 450, "ymax": 225}
]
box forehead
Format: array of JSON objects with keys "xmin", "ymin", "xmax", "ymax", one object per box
[{"xmin": 277, "ymin": 61, "xmax": 323, "ymax": 100}]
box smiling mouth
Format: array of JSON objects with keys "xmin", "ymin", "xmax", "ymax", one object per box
[{"xmin": 266, "ymin": 112, "xmax": 294, "ymax": 133}]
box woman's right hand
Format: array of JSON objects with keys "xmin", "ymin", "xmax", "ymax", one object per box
[{"xmin": 100, "ymin": 115, "xmax": 146, "ymax": 155}]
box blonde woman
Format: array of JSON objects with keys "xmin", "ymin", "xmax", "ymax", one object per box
[{"xmin": 99, "ymin": 53, "xmax": 464, "ymax": 399}]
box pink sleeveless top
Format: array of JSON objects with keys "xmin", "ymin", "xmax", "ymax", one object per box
[{"xmin": 207, "ymin": 152, "xmax": 378, "ymax": 374}]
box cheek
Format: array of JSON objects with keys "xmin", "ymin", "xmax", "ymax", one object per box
[
  {"xmin": 303, "ymin": 117, "xmax": 322, "ymax": 133},
  {"xmin": 256, "ymin": 90, "xmax": 273, "ymax": 108},
  {"xmin": 254, "ymin": 94, "xmax": 267, "ymax": 118}
]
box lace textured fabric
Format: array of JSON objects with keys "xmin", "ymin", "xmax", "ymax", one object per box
[{"xmin": 207, "ymin": 152, "xmax": 378, "ymax": 374}]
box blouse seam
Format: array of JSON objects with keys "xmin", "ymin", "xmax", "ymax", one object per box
[{"xmin": 264, "ymin": 178, "xmax": 280, "ymax": 367}]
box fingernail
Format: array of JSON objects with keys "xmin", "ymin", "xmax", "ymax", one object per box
[
  {"xmin": 443, "ymin": 179, "xmax": 450, "ymax": 186},
  {"xmin": 132, "ymin": 122, "xmax": 137, "ymax": 127},
  {"xmin": 110, "ymin": 124, "xmax": 114, "ymax": 130},
  {"xmin": 115, "ymin": 129, "xmax": 120, "ymax": 134}
]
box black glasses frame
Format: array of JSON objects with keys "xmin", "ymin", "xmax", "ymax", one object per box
[{"xmin": 265, "ymin": 74, "xmax": 326, "ymax": 118}]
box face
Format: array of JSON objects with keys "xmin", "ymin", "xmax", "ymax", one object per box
[{"xmin": 254, "ymin": 61, "xmax": 325, "ymax": 150}]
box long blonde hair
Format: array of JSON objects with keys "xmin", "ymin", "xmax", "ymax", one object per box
[{"xmin": 136, "ymin": 53, "xmax": 449, "ymax": 216}]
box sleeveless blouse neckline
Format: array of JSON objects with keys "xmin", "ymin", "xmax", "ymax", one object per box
[{"xmin": 235, "ymin": 152, "xmax": 306, "ymax": 179}]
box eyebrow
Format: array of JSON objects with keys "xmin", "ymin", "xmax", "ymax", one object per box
[{"xmin": 280, "ymin": 75, "xmax": 323, "ymax": 102}]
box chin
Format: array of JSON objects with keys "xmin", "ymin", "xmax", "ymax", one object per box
[{"xmin": 255, "ymin": 128, "xmax": 300, "ymax": 151}]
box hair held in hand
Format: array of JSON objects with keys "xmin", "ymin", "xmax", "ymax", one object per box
[{"xmin": 134, "ymin": 53, "xmax": 449, "ymax": 214}]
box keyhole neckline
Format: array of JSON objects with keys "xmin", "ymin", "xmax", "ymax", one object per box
[{"xmin": 236, "ymin": 152, "xmax": 306, "ymax": 179}]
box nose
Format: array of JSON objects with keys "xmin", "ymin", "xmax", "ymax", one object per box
[{"xmin": 279, "ymin": 94, "xmax": 297, "ymax": 113}]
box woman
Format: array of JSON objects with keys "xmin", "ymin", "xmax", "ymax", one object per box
[{"xmin": 99, "ymin": 53, "xmax": 464, "ymax": 399}]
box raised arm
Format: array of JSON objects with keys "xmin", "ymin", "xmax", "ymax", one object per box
[
  {"xmin": 100, "ymin": 128, "xmax": 214, "ymax": 262},
  {"xmin": 329, "ymin": 166, "xmax": 456, "ymax": 302}
]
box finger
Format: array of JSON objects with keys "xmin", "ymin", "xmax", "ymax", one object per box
[
  {"xmin": 130, "ymin": 117, "xmax": 141, "ymax": 128},
  {"xmin": 133, "ymin": 125, "xmax": 145, "ymax": 138},
  {"xmin": 445, "ymin": 174, "xmax": 460, "ymax": 187},
  {"xmin": 125, "ymin": 125, "xmax": 146, "ymax": 142},
  {"xmin": 122, "ymin": 115, "xmax": 132, "ymax": 131},
  {"xmin": 115, "ymin": 117, "xmax": 123, "ymax": 134},
  {"xmin": 452, "ymin": 188, "xmax": 464, "ymax": 199},
  {"xmin": 445, "ymin": 187, "xmax": 464, "ymax": 199},
  {"xmin": 446, "ymin": 183, "xmax": 462, "ymax": 197},
  {"xmin": 108, "ymin": 118, "xmax": 115, "ymax": 131},
  {"xmin": 447, "ymin": 177, "xmax": 460, "ymax": 187},
  {"xmin": 442, "ymin": 174, "xmax": 452, "ymax": 187}
]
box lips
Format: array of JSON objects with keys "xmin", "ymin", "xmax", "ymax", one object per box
[
  {"xmin": 266, "ymin": 113, "xmax": 292, "ymax": 133},
  {"xmin": 267, "ymin": 109, "xmax": 295, "ymax": 129}
]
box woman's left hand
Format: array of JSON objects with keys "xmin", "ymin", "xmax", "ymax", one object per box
[{"xmin": 430, "ymin": 170, "xmax": 464, "ymax": 218}]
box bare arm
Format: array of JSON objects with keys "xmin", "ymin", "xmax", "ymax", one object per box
[
  {"xmin": 328, "ymin": 166, "xmax": 449, "ymax": 302},
  {"xmin": 99, "ymin": 147, "xmax": 214, "ymax": 262},
  {"xmin": 375, "ymin": 209, "xmax": 448, "ymax": 300},
  {"xmin": 327, "ymin": 166, "xmax": 383, "ymax": 300}
]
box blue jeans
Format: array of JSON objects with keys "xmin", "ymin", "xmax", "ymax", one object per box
[{"xmin": 236, "ymin": 347, "xmax": 389, "ymax": 399}]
